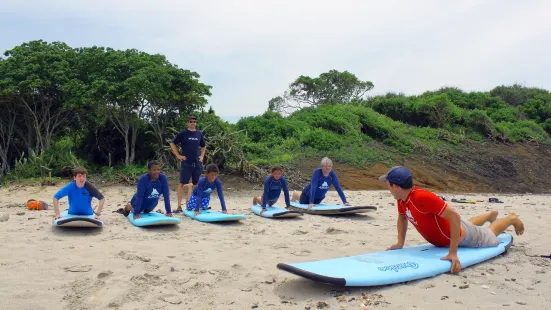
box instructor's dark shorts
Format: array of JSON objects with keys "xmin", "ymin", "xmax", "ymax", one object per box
[
  {"xmin": 299, "ymin": 190, "xmax": 324, "ymax": 205},
  {"xmin": 180, "ymin": 161, "xmax": 203, "ymax": 185}
]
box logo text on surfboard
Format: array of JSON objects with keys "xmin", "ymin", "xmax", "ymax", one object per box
[{"xmin": 377, "ymin": 262, "xmax": 419, "ymax": 272}]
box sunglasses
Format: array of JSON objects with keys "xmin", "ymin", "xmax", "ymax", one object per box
[{"xmin": 189, "ymin": 120, "xmax": 196, "ymax": 123}]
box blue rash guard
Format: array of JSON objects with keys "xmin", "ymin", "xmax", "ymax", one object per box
[
  {"xmin": 131, "ymin": 173, "xmax": 171, "ymax": 214},
  {"xmin": 261, "ymin": 175, "xmax": 291, "ymax": 209},
  {"xmin": 191, "ymin": 177, "xmax": 227, "ymax": 211},
  {"xmin": 301, "ymin": 168, "xmax": 347, "ymax": 204},
  {"xmin": 54, "ymin": 181, "xmax": 104, "ymax": 215}
]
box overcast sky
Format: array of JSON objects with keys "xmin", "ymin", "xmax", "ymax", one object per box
[{"xmin": 2, "ymin": 0, "xmax": 550, "ymax": 122}]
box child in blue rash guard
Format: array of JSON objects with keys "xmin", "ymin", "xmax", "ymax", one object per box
[
  {"xmin": 291, "ymin": 157, "xmax": 351, "ymax": 211},
  {"xmin": 186, "ymin": 164, "xmax": 227, "ymax": 216},
  {"xmin": 122, "ymin": 160, "xmax": 173, "ymax": 220},
  {"xmin": 53, "ymin": 167, "xmax": 105, "ymax": 219},
  {"xmin": 252, "ymin": 165, "xmax": 291, "ymax": 215}
]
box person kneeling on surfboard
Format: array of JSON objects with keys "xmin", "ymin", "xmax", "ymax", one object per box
[
  {"xmin": 187, "ymin": 164, "xmax": 227, "ymax": 216},
  {"xmin": 380, "ymin": 166, "xmax": 525, "ymax": 274},
  {"xmin": 53, "ymin": 167, "xmax": 105, "ymax": 220},
  {"xmin": 253, "ymin": 165, "xmax": 291, "ymax": 216},
  {"xmin": 122, "ymin": 160, "xmax": 173, "ymax": 220},
  {"xmin": 291, "ymin": 157, "xmax": 350, "ymax": 210}
]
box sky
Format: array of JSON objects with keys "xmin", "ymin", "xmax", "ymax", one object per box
[{"xmin": 2, "ymin": 0, "xmax": 551, "ymax": 123}]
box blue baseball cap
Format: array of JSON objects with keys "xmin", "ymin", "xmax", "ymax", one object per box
[{"xmin": 379, "ymin": 166, "xmax": 413, "ymax": 185}]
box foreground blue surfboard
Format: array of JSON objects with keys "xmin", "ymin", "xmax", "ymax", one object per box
[
  {"xmin": 278, "ymin": 233, "xmax": 513, "ymax": 286},
  {"xmin": 53, "ymin": 210, "xmax": 103, "ymax": 228},
  {"xmin": 289, "ymin": 202, "xmax": 377, "ymax": 215},
  {"xmin": 183, "ymin": 209, "xmax": 246, "ymax": 222},
  {"xmin": 128, "ymin": 212, "xmax": 181, "ymax": 227},
  {"xmin": 251, "ymin": 204, "xmax": 303, "ymax": 218}
]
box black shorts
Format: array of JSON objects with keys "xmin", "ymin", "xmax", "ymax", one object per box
[
  {"xmin": 180, "ymin": 161, "xmax": 203, "ymax": 185},
  {"xmin": 299, "ymin": 190, "xmax": 324, "ymax": 205}
]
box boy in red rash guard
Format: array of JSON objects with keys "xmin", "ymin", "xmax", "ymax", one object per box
[{"xmin": 380, "ymin": 166, "xmax": 525, "ymax": 273}]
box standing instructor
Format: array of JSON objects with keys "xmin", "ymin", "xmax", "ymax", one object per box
[{"xmin": 170, "ymin": 115, "xmax": 206, "ymax": 213}]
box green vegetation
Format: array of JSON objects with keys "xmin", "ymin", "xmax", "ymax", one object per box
[{"xmin": 1, "ymin": 40, "xmax": 551, "ymax": 184}]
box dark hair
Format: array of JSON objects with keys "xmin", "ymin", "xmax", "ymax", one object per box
[
  {"xmin": 271, "ymin": 165, "xmax": 283, "ymax": 173},
  {"xmin": 73, "ymin": 167, "xmax": 87, "ymax": 177},
  {"xmin": 148, "ymin": 160, "xmax": 161, "ymax": 170},
  {"xmin": 390, "ymin": 179, "xmax": 413, "ymax": 190},
  {"xmin": 188, "ymin": 115, "xmax": 197, "ymax": 121},
  {"xmin": 206, "ymin": 164, "xmax": 219, "ymax": 174}
]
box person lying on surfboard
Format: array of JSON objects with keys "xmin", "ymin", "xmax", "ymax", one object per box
[
  {"xmin": 252, "ymin": 165, "xmax": 291, "ymax": 215},
  {"xmin": 291, "ymin": 157, "xmax": 350, "ymax": 210},
  {"xmin": 53, "ymin": 167, "xmax": 105, "ymax": 220},
  {"xmin": 380, "ymin": 166, "xmax": 525, "ymax": 274},
  {"xmin": 121, "ymin": 160, "xmax": 173, "ymax": 220},
  {"xmin": 187, "ymin": 164, "xmax": 228, "ymax": 216}
]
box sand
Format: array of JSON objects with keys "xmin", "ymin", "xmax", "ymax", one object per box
[{"xmin": 0, "ymin": 184, "xmax": 549, "ymax": 310}]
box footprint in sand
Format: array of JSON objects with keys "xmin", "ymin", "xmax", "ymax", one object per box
[
  {"xmin": 0, "ymin": 214, "xmax": 9, "ymax": 222},
  {"xmin": 117, "ymin": 251, "xmax": 151, "ymax": 262},
  {"xmin": 64, "ymin": 265, "xmax": 92, "ymax": 272}
]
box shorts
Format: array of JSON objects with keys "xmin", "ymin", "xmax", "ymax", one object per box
[
  {"xmin": 299, "ymin": 191, "xmax": 323, "ymax": 205},
  {"xmin": 130, "ymin": 195, "xmax": 156, "ymax": 214},
  {"xmin": 261, "ymin": 195, "xmax": 278, "ymax": 207},
  {"xmin": 186, "ymin": 195, "xmax": 210, "ymax": 211},
  {"xmin": 180, "ymin": 161, "xmax": 203, "ymax": 185},
  {"xmin": 459, "ymin": 219, "xmax": 500, "ymax": 248}
]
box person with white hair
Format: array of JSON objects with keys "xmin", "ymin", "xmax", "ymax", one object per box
[{"xmin": 291, "ymin": 157, "xmax": 350, "ymax": 210}]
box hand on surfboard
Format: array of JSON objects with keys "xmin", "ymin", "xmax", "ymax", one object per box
[
  {"xmin": 222, "ymin": 210, "xmax": 227, "ymax": 214},
  {"xmin": 194, "ymin": 210, "xmax": 201, "ymax": 216},
  {"xmin": 260, "ymin": 209, "xmax": 266, "ymax": 216},
  {"xmin": 133, "ymin": 214, "xmax": 142, "ymax": 220},
  {"xmin": 344, "ymin": 202, "xmax": 351, "ymax": 206},
  {"xmin": 307, "ymin": 204, "xmax": 316, "ymax": 210},
  {"xmin": 441, "ymin": 253, "xmax": 462, "ymax": 273},
  {"xmin": 54, "ymin": 214, "xmax": 62, "ymax": 220},
  {"xmin": 166, "ymin": 213, "xmax": 173, "ymax": 217}
]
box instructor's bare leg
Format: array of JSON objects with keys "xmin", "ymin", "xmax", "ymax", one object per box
[
  {"xmin": 468, "ymin": 210, "xmax": 499, "ymax": 226},
  {"xmin": 176, "ymin": 183, "xmax": 185, "ymax": 212},
  {"xmin": 185, "ymin": 183, "xmax": 193, "ymax": 203},
  {"xmin": 489, "ymin": 212, "xmax": 525, "ymax": 236}
]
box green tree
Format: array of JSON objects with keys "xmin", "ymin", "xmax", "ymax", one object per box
[
  {"xmin": 0, "ymin": 40, "xmax": 77, "ymax": 155},
  {"xmin": 270, "ymin": 70, "xmax": 374, "ymax": 114}
]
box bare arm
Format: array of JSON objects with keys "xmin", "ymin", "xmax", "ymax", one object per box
[
  {"xmin": 199, "ymin": 146, "xmax": 206, "ymax": 162},
  {"xmin": 94, "ymin": 198, "xmax": 105, "ymax": 215},
  {"xmin": 170, "ymin": 143, "xmax": 185, "ymax": 160},
  {"xmin": 439, "ymin": 205, "xmax": 463, "ymax": 273},
  {"xmin": 53, "ymin": 198, "xmax": 61, "ymax": 218},
  {"xmin": 388, "ymin": 214, "xmax": 408, "ymax": 250},
  {"xmin": 440, "ymin": 206, "xmax": 461, "ymax": 255}
]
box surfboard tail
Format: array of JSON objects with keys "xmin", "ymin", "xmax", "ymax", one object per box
[{"xmin": 277, "ymin": 263, "xmax": 346, "ymax": 286}]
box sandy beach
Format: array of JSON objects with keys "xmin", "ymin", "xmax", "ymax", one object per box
[{"xmin": 0, "ymin": 184, "xmax": 549, "ymax": 310}]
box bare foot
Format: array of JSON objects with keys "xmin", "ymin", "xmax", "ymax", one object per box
[
  {"xmin": 508, "ymin": 212, "xmax": 525, "ymax": 235},
  {"xmin": 489, "ymin": 210, "xmax": 499, "ymax": 223}
]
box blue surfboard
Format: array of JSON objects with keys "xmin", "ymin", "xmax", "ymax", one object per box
[
  {"xmin": 289, "ymin": 202, "xmax": 377, "ymax": 215},
  {"xmin": 183, "ymin": 209, "xmax": 246, "ymax": 222},
  {"xmin": 53, "ymin": 210, "xmax": 103, "ymax": 228},
  {"xmin": 278, "ymin": 233, "xmax": 513, "ymax": 286},
  {"xmin": 128, "ymin": 212, "xmax": 181, "ymax": 227},
  {"xmin": 251, "ymin": 204, "xmax": 303, "ymax": 218}
]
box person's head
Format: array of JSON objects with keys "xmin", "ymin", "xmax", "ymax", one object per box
[
  {"xmin": 147, "ymin": 160, "xmax": 162, "ymax": 180},
  {"xmin": 206, "ymin": 164, "xmax": 219, "ymax": 183},
  {"xmin": 187, "ymin": 115, "xmax": 197, "ymax": 130},
  {"xmin": 320, "ymin": 157, "xmax": 333, "ymax": 176},
  {"xmin": 379, "ymin": 166, "xmax": 414, "ymax": 200},
  {"xmin": 271, "ymin": 165, "xmax": 283, "ymax": 180},
  {"xmin": 73, "ymin": 167, "xmax": 87, "ymax": 188}
]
